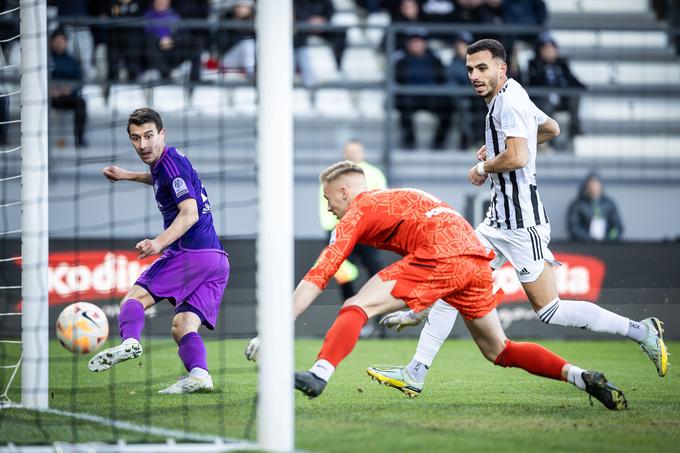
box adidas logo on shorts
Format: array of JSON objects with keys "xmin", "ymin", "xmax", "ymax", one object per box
[{"xmin": 519, "ymin": 267, "xmax": 530, "ymax": 276}]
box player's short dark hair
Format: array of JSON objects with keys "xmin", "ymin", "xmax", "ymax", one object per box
[
  {"xmin": 127, "ymin": 108, "xmax": 163, "ymax": 135},
  {"xmin": 467, "ymin": 39, "xmax": 506, "ymax": 62}
]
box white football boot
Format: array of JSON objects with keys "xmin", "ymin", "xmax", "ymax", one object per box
[
  {"xmin": 158, "ymin": 374, "xmax": 214, "ymax": 394},
  {"xmin": 88, "ymin": 341, "xmax": 143, "ymax": 372}
]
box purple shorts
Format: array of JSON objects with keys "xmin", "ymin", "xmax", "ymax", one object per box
[{"xmin": 135, "ymin": 248, "xmax": 229, "ymax": 330}]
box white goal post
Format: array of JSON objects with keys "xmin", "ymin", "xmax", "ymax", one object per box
[
  {"xmin": 256, "ymin": 0, "xmax": 295, "ymax": 451},
  {"xmin": 20, "ymin": 0, "xmax": 49, "ymax": 410}
]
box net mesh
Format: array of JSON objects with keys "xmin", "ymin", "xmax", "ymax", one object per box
[{"xmin": 0, "ymin": 5, "xmax": 260, "ymax": 448}]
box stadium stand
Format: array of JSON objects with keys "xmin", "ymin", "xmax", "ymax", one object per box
[{"xmin": 1, "ymin": 0, "xmax": 678, "ymax": 238}]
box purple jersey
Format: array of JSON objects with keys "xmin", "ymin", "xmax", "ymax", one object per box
[{"xmin": 151, "ymin": 146, "xmax": 223, "ymax": 252}]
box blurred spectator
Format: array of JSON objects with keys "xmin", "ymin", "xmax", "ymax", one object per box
[
  {"xmin": 0, "ymin": 49, "xmax": 8, "ymax": 146},
  {"xmin": 318, "ymin": 140, "xmax": 387, "ymax": 337},
  {"xmin": 454, "ymin": 0, "xmax": 489, "ymax": 24},
  {"xmin": 49, "ymin": 0, "xmax": 98, "ymax": 80},
  {"xmin": 502, "ymin": 0, "xmax": 547, "ymax": 29},
  {"xmin": 144, "ymin": 0, "xmax": 201, "ymax": 81},
  {"xmin": 383, "ymin": 0, "xmax": 422, "ymax": 54},
  {"xmin": 528, "ymin": 35, "xmax": 585, "ymax": 140},
  {"xmin": 108, "ymin": 0, "xmax": 148, "ymax": 81},
  {"xmin": 500, "ymin": 0, "xmax": 548, "ymax": 72},
  {"xmin": 293, "ymin": 0, "xmax": 347, "ymax": 85},
  {"xmin": 0, "ymin": 94, "xmax": 7, "ymax": 146},
  {"xmin": 395, "ymin": 32, "xmax": 451, "ymax": 149},
  {"xmin": 49, "ymin": 28, "xmax": 88, "ymax": 147},
  {"xmin": 174, "ymin": 0, "xmax": 210, "ymax": 78},
  {"xmin": 218, "ymin": 0, "xmax": 256, "ymax": 79},
  {"xmin": 567, "ymin": 173, "xmax": 623, "ymax": 242},
  {"xmin": 445, "ymin": 31, "xmax": 484, "ymax": 149},
  {"xmin": 356, "ymin": 0, "xmax": 384, "ymax": 14},
  {"xmin": 419, "ymin": 0, "xmax": 456, "ymax": 23},
  {"xmin": 0, "ymin": 0, "xmax": 19, "ymax": 51},
  {"xmin": 0, "ymin": 2, "xmax": 14, "ymax": 146}
]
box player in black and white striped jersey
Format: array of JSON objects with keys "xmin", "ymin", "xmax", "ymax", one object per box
[{"xmin": 367, "ymin": 39, "xmax": 668, "ymax": 397}]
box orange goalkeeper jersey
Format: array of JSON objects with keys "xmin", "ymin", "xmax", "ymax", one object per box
[{"xmin": 304, "ymin": 189, "xmax": 489, "ymax": 290}]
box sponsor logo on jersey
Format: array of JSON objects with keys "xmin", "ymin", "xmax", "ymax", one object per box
[
  {"xmin": 172, "ymin": 177, "xmax": 188, "ymax": 197},
  {"xmin": 424, "ymin": 206, "xmax": 457, "ymax": 218}
]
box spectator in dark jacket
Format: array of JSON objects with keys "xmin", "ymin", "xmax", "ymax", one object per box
[
  {"xmin": 445, "ymin": 31, "xmax": 484, "ymax": 149},
  {"xmin": 108, "ymin": 0, "xmax": 148, "ymax": 81},
  {"xmin": 528, "ymin": 35, "xmax": 585, "ymax": 139},
  {"xmin": 567, "ymin": 173, "xmax": 623, "ymax": 242},
  {"xmin": 49, "ymin": 28, "xmax": 88, "ymax": 147},
  {"xmin": 293, "ymin": 0, "xmax": 347, "ymax": 84},
  {"xmin": 218, "ymin": 0, "xmax": 256, "ymax": 79},
  {"xmin": 382, "ymin": 0, "xmax": 426, "ymax": 55},
  {"xmin": 144, "ymin": 0, "xmax": 201, "ymax": 81},
  {"xmin": 395, "ymin": 32, "xmax": 451, "ymax": 149}
]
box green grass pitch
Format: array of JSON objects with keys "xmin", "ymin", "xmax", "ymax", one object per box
[{"xmin": 1, "ymin": 338, "xmax": 678, "ymax": 452}]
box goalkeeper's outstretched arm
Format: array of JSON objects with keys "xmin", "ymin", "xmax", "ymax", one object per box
[{"xmin": 102, "ymin": 165, "xmax": 153, "ymax": 185}]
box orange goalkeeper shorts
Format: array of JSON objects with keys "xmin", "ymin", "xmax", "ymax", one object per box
[{"xmin": 378, "ymin": 254, "xmax": 497, "ymax": 320}]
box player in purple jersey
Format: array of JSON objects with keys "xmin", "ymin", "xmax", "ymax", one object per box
[{"xmin": 88, "ymin": 108, "xmax": 230, "ymax": 394}]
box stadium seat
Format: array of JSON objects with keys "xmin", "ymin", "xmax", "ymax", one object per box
[
  {"xmin": 332, "ymin": 0, "xmax": 356, "ymax": 9},
  {"xmin": 306, "ymin": 44, "xmax": 342, "ymax": 83},
  {"xmin": 365, "ymin": 12, "xmax": 390, "ymax": 47},
  {"xmin": 108, "ymin": 84, "xmax": 148, "ymax": 115},
  {"xmin": 580, "ymin": 96, "xmax": 680, "ymax": 122},
  {"xmin": 570, "ymin": 61, "xmax": 680, "ymax": 85},
  {"xmin": 331, "ymin": 11, "xmax": 365, "ymax": 46},
  {"xmin": 81, "ymin": 84, "xmax": 107, "ymax": 117},
  {"xmin": 574, "ymin": 135, "xmax": 680, "ymax": 158},
  {"xmin": 551, "ymin": 30, "xmax": 668, "ymax": 49},
  {"xmin": 357, "ymin": 90, "xmax": 384, "ymax": 119},
  {"xmin": 293, "ymin": 88, "xmax": 315, "ymax": 117},
  {"xmin": 190, "ymin": 86, "xmax": 229, "ymax": 116},
  {"xmin": 315, "ymin": 89, "xmax": 356, "ymax": 118},
  {"xmin": 151, "ymin": 85, "xmax": 188, "ymax": 112},
  {"xmin": 342, "ymin": 48, "xmax": 383, "ymax": 81},
  {"xmin": 232, "ymin": 87, "xmax": 258, "ymax": 116},
  {"xmin": 545, "ymin": 0, "xmax": 648, "ymax": 13}
]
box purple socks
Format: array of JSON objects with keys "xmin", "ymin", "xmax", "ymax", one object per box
[
  {"xmin": 118, "ymin": 299, "xmax": 145, "ymax": 341},
  {"xmin": 178, "ymin": 332, "xmax": 208, "ymax": 372}
]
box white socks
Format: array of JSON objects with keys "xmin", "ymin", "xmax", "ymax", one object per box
[
  {"xmin": 310, "ymin": 359, "xmax": 335, "ymax": 382},
  {"xmin": 536, "ymin": 298, "xmax": 635, "ymax": 339},
  {"xmin": 406, "ymin": 359, "xmax": 429, "ymax": 382},
  {"xmin": 625, "ymin": 320, "xmax": 647, "ymax": 342},
  {"xmin": 121, "ymin": 338, "xmax": 140, "ymax": 346},
  {"xmin": 190, "ymin": 367, "xmax": 210, "ymax": 379},
  {"xmin": 566, "ymin": 365, "xmax": 586, "ymax": 390},
  {"xmin": 409, "ymin": 300, "xmax": 459, "ymax": 380}
]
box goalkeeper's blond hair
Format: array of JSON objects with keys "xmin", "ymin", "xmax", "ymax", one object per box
[{"xmin": 319, "ymin": 160, "xmax": 365, "ymax": 184}]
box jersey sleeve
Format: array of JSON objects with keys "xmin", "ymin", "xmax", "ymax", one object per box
[
  {"xmin": 304, "ymin": 204, "xmax": 365, "ymax": 290},
  {"xmin": 167, "ymin": 158, "xmax": 198, "ymax": 206},
  {"xmin": 534, "ymin": 104, "xmax": 549, "ymax": 125},
  {"xmin": 499, "ymin": 97, "xmax": 531, "ymax": 139}
]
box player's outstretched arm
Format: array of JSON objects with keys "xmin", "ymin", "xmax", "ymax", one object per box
[
  {"xmin": 293, "ymin": 279, "xmax": 323, "ymax": 319},
  {"xmin": 537, "ymin": 117, "xmax": 560, "ymax": 144},
  {"xmin": 136, "ymin": 198, "xmax": 199, "ymax": 258},
  {"xmin": 244, "ymin": 277, "xmax": 323, "ymax": 362},
  {"xmin": 102, "ymin": 166, "xmax": 153, "ymax": 185}
]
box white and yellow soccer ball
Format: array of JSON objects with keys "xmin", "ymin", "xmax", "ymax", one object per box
[{"xmin": 56, "ymin": 302, "xmax": 109, "ymax": 354}]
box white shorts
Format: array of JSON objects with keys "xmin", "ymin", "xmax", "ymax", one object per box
[{"xmin": 475, "ymin": 222, "xmax": 559, "ymax": 283}]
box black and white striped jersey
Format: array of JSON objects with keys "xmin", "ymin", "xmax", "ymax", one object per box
[{"xmin": 483, "ymin": 78, "xmax": 550, "ymax": 230}]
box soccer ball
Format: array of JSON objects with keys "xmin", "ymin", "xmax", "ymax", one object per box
[{"xmin": 56, "ymin": 302, "xmax": 109, "ymax": 354}]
